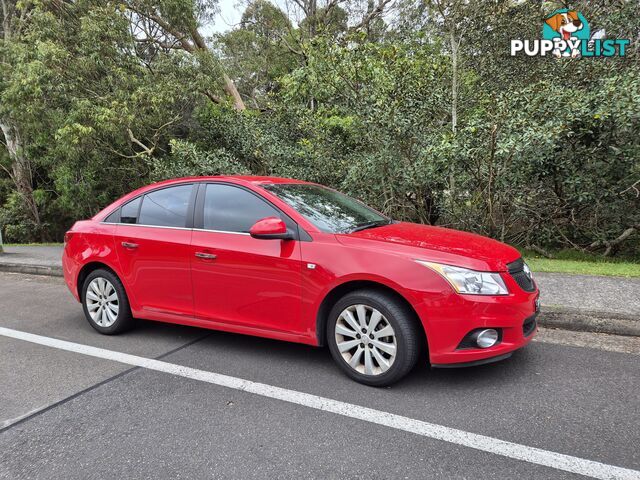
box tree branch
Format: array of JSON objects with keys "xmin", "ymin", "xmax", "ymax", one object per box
[
  {"xmin": 127, "ymin": 4, "xmax": 195, "ymax": 52},
  {"xmin": 350, "ymin": 0, "xmax": 393, "ymax": 31},
  {"xmin": 127, "ymin": 128, "xmax": 154, "ymax": 156},
  {"xmin": 126, "ymin": 3, "xmax": 245, "ymax": 110},
  {"xmin": 620, "ymin": 178, "xmax": 640, "ymax": 197}
]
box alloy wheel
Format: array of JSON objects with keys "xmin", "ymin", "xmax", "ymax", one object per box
[
  {"xmin": 85, "ymin": 277, "xmax": 119, "ymax": 327},
  {"xmin": 334, "ymin": 304, "xmax": 397, "ymax": 376}
]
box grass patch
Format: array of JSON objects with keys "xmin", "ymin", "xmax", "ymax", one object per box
[{"xmin": 521, "ymin": 249, "xmax": 640, "ymax": 277}]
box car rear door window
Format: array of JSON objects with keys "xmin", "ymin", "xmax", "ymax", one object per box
[
  {"xmin": 120, "ymin": 197, "xmax": 142, "ymax": 224},
  {"xmin": 138, "ymin": 185, "xmax": 192, "ymax": 228},
  {"xmin": 203, "ymin": 184, "xmax": 280, "ymax": 233}
]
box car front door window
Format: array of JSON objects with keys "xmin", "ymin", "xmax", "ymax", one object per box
[{"xmin": 203, "ymin": 184, "xmax": 281, "ymax": 233}]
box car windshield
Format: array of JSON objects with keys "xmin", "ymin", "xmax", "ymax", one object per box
[{"xmin": 263, "ymin": 183, "xmax": 390, "ymax": 234}]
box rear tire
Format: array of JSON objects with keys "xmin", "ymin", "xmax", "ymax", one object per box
[
  {"xmin": 81, "ymin": 269, "xmax": 134, "ymax": 335},
  {"xmin": 327, "ymin": 289, "xmax": 422, "ymax": 387}
]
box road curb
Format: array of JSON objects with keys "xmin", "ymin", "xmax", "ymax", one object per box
[
  {"xmin": 538, "ymin": 307, "xmax": 639, "ymax": 337},
  {"xmin": 0, "ymin": 262, "xmax": 63, "ymax": 277}
]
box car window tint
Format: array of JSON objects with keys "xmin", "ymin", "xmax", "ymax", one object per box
[
  {"xmin": 120, "ymin": 197, "xmax": 142, "ymax": 224},
  {"xmin": 138, "ymin": 185, "xmax": 192, "ymax": 228},
  {"xmin": 203, "ymin": 184, "xmax": 280, "ymax": 233}
]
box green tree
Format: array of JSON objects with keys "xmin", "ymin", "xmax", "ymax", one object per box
[
  {"xmin": 125, "ymin": 0, "xmax": 247, "ymax": 110},
  {"xmin": 1, "ymin": 1, "xmax": 201, "ymax": 240},
  {"xmin": 217, "ymin": 0, "xmax": 298, "ymax": 107},
  {"xmin": 1, "ymin": 0, "xmax": 43, "ymax": 237}
]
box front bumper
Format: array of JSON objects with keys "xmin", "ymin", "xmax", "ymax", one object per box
[
  {"xmin": 431, "ymin": 312, "xmax": 538, "ymax": 367},
  {"xmin": 412, "ymin": 280, "xmax": 539, "ymax": 366},
  {"xmin": 431, "ymin": 351, "xmax": 515, "ymax": 368}
]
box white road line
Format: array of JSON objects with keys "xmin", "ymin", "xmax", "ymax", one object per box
[{"xmin": 1, "ymin": 326, "xmax": 638, "ymax": 480}]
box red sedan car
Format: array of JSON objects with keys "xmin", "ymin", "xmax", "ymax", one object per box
[{"xmin": 63, "ymin": 176, "xmax": 539, "ymax": 386}]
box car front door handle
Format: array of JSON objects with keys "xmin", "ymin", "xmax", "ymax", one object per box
[
  {"xmin": 195, "ymin": 252, "xmax": 217, "ymax": 260},
  {"xmin": 121, "ymin": 242, "xmax": 139, "ymax": 249}
]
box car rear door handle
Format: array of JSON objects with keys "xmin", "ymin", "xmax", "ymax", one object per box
[
  {"xmin": 195, "ymin": 252, "xmax": 217, "ymax": 260},
  {"xmin": 121, "ymin": 242, "xmax": 139, "ymax": 249}
]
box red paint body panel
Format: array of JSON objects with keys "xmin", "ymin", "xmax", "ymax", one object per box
[
  {"xmin": 344, "ymin": 222, "xmax": 521, "ymax": 272},
  {"xmin": 62, "ymin": 221, "xmax": 121, "ymax": 301},
  {"xmin": 190, "ymin": 230, "xmax": 304, "ymax": 334},
  {"xmin": 64, "ymin": 175, "xmax": 539, "ymax": 365},
  {"xmin": 113, "ymin": 224, "xmax": 194, "ymax": 319}
]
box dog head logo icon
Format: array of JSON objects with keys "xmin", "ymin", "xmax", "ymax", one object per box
[{"xmin": 542, "ymin": 9, "xmax": 590, "ymax": 57}]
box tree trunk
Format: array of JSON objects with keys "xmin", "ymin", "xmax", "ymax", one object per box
[
  {"xmin": 188, "ymin": 26, "xmax": 246, "ymax": 111},
  {"xmin": 450, "ymin": 30, "xmax": 458, "ymax": 134},
  {"xmin": 222, "ymin": 73, "xmax": 246, "ymax": 111},
  {"xmin": 448, "ymin": 29, "xmax": 460, "ymax": 204},
  {"xmin": 0, "ymin": 119, "xmax": 43, "ymax": 237},
  {"xmin": 2, "ymin": 3, "xmax": 44, "ymax": 240}
]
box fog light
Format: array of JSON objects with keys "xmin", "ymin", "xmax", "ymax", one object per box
[{"xmin": 476, "ymin": 329, "xmax": 499, "ymax": 348}]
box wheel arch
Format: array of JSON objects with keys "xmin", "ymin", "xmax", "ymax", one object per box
[
  {"xmin": 77, "ymin": 262, "xmax": 124, "ymax": 302},
  {"xmin": 315, "ymin": 280, "xmax": 427, "ymax": 350}
]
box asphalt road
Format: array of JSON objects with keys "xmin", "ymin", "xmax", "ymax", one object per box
[{"xmin": 1, "ymin": 272, "xmax": 639, "ymax": 479}]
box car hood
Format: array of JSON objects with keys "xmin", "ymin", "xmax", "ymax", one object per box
[{"xmin": 337, "ymin": 222, "xmax": 521, "ymax": 272}]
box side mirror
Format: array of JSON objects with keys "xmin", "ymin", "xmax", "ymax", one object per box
[{"xmin": 249, "ymin": 217, "xmax": 294, "ymax": 240}]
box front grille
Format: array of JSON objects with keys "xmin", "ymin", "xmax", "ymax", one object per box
[
  {"xmin": 522, "ymin": 314, "xmax": 537, "ymax": 337},
  {"xmin": 507, "ymin": 258, "xmax": 536, "ymax": 292}
]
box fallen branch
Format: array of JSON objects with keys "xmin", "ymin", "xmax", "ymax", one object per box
[
  {"xmin": 589, "ymin": 224, "xmax": 639, "ymax": 257},
  {"xmin": 525, "ymin": 244, "xmax": 554, "ymax": 258}
]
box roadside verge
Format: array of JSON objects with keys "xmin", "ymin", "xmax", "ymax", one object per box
[{"xmin": 538, "ymin": 307, "xmax": 640, "ymax": 337}]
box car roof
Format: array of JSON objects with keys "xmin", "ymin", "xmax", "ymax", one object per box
[
  {"xmin": 150, "ymin": 175, "xmax": 314, "ymax": 187},
  {"xmin": 91, "ymin": 175, "xmax": 318, "ymax": 223}
]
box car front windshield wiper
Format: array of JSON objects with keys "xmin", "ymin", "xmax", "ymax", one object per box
[{"xmin": 350, "ymin": 219, "xmax": 392, "ymax": 233}]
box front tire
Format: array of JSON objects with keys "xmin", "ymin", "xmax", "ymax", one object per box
[
  {"xmin": 327, "ymin": 289, "xmax": 422, "ymax": 387},
  {"xmin": 82, "ymin": 269, "xmax": 134, "ymax": 334}
]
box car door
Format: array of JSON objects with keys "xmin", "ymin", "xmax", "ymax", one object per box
[
  {"xmin": 190, "ymin": 183, "xmax": 304, "ymax": 334},
  {"xmin": 113, "ymin": 183, "xmax": 196, "ymax": 320}
]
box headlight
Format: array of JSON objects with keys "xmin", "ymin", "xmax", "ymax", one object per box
[
  {"xmin": 416, "ymin": 260, "xmax": 509, "ymax": 295},
  {"xmin": 523, "ymin": 261, "xmax": 533, "ymax": 280}
]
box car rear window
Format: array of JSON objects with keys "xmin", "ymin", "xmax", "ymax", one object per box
[
  {"xmin": 138, "ymin": 185, "xmax": 192, "ymax": 228},
  {"xmin": 103, "ymin": 209, "xmax": 120, "ymax": 223},
  {"xmin": 120, "ymin": 197, "xmax": 142, "ymax": 224}
]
